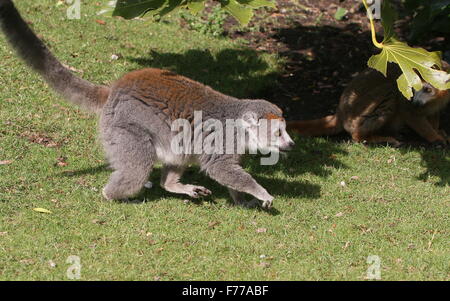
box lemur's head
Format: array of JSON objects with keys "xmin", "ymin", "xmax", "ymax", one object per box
[
  {"xmin": 412, "ymin": 83, "xmax": 449, "ymax": 106},
  {"xmin": 241, "ymin": 100, "xmax": 295, "ymax": 154},
  {"xmin": 412, "ymin": 60, "xmax": 450, "ymax": 106}
]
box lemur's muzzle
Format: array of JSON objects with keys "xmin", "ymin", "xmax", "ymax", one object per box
[{"xmin": 279, "ymin": 141, "xmax": 295, "ymax": 152}]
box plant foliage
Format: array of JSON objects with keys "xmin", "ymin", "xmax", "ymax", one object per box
[
  {"xmin": 101, "ymin": 0, "xmax": 450, "ymax": 99},
  {"xmin": 100, "ymin": 0, "xmax": 276, "ymax": 25},
  {"xmin": 403, "ymin": 0, "xmax": 450, "ymax": 42},
  {"xmin": 363, "ymin": 0, "xmax": 450, "ymax": 99}
]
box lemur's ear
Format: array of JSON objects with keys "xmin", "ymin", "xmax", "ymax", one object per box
[{"xmin": 241, "ymin": 112, "xmax": 259, "ymax": 128}]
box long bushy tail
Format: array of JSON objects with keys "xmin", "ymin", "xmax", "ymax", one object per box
[
  {"xmin": 287, "ymin": 115, "xmax": 343, "ymax": 136},
  {"xmin": 0, "ymin": 0, "xmax": 110, "ymax": 113}
]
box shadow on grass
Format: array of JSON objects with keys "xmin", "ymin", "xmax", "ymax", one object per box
[
  {"xmin": 60, "ymin": 164, "xmax": 110, "ymax": 177},
  {"xmin": 395, "ymin": 145, "xmax": 450, "ymax": 187},
  {"xmin": 127, "ymin": 48, "xmax": 278, "ymax": 99},
  {"xmin": 266, "ymin": 23, "xmax": 376, "ymax": 120},
  {"xmin": 416, "ymin": 150, "xmax": 450, "ymax": 186}
]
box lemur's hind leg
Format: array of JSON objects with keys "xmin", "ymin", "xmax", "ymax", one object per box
[
  {"xmin": 350, "ymin": 111, "xmax": 401, "ymax": 147},
  {"xmin": 160, "ymin": 165, "xmax": 212, "ymax": 198},
  {"xmin": 405, "ymin": 115, "xmax": 447, "ymax": 144},
  {"xmin": 101, "ymin": 126, "xmax": 155, "ymax": 200},
  {"xmin": 428, "ymin": 113, "xmax": 450, "ymax": 143}
]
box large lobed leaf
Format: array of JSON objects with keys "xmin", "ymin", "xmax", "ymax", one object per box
[{"xmin": 366, "ymin": 0, "xmax": 450, "ymax": 99}]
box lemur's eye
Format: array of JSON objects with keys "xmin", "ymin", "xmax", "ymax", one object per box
[{"xmin": 424, "ymin": 87, "xmax": 433, "ymax": 93}]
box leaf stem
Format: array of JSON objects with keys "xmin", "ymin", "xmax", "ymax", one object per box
[{"xmin": 362, "ymin": 0, "xmax": 383, "ymax": 49}]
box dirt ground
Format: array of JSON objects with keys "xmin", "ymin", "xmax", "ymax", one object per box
[{"xmin": 222, "ymin": 0, "xmax": 450, "ymax": 134}]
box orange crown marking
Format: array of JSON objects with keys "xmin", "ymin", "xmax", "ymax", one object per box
[{"xmin": 264, "ymin": 113, "xmax": 283, "ymax": 121}]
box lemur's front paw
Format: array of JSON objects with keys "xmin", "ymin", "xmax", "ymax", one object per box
[
  {"xmin": 259, "ymin": 194, "xmax": 274, "ymax": 209},
  {"xmin": 261, "ymin": 199, "xmax": 273, "ymax": 209},
  {"xmin": 254, "ymin": 191, "xmax": 274, "ymax": 209}
]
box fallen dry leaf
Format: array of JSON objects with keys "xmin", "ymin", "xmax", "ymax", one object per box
[
  {"xmin": 0, "ymin": 160, "xmax": 12, "ymax": 165},
  {"xmin": 208, "ymin": 221, "xmax": 220, "ymax": 229},
  {"xmin": 343, "ymin": 241, "xmax": 351, "ymax": 250},
  {"xmin": 33, "ymin": 208, "xmax": 52, "ymax": 214},
  {"xmin": 256, "ymin": 228, "xmax": 267, "ymax": 233},
  {"xmin": 95, "ymin": 19, "xmax": 106, "ymax": 25},
  {"xmin": 92, "ymin": 219, "xmax": 106, "ymax": 225},
  {"xmin": 55, "ymin": 157, "xmax": 68, "ymax": 167},
  {"xmin": 20, "ymin": 131, "xmax": 60, "ymax": 148},
  {"xmin": 20, "ymin": 258, "xmax": 34, "ymax": 265}
]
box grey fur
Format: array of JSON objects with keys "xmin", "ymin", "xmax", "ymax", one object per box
[{"xmin": 100, "ymin": 87, "xmax": 294, "ymax": 208}]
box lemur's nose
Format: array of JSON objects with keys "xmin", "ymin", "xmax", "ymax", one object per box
[{"xmin": 282, "ymin": 141, "xmax": 295, "ymax": 151}]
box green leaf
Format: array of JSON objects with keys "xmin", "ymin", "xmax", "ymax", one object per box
[
  {"xmin": 220, "ymin": 0, "xmax": 253, "ymax": 26},
  {"xmin": 380, "ymin": 0, "xmax": 397, "ymax": 42},
  {"xmin": 156, "ymin": 0, "xmax": 183, "ymax": 18},
  {"xmin": 112, "ymin": 0, "xmax": 166, "ymax": 19},
  {"xmin": 33, "ymin": 208, "xmax": 52, "ymax": 214},
  {"xmin": 236, "ymin": 0, "xmax": 276, "ymax": 9},
  {"xmin": 334, "ymin": 7, "xmax": 348, "ymax": 21},
  {"xmin": 368, "ymin": 39, "xmax": 450, "ymax": 99},
  {"xmin": 186, "ymin": 0, "xmax": 205, "ymax": 15},
  {"xmin": 366, "ymin": 0, "xmax": 450, "ymax": 99}
]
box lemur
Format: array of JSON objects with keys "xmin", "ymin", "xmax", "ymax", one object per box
[
  {"xmin": 0, "ymin": 0, "xmax": 295, "ymax": 209},
  {"xmin": 288, "ymin": 63, "xmax": 450, "ymax": 147}
]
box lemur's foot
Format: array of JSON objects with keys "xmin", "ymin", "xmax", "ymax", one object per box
[
  {"xmin": 184, "ymin": 185, "xmax": 212, "ymax": 198},
  {"xmin": 261, "ymin": 198, "xmax": 274, "ymax": 209}
]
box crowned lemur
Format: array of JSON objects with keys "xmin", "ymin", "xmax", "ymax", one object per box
[{"xmin": 0, "ymin": 0, "xmax": 295, "ymax": 209}]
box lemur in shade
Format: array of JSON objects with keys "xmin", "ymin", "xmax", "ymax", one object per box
[
  {"xmin": 288, "ymin": 63, "xmax": 450, "ymax": 147},
  {"xmin": 0, "ymin": 0, "xmax": 295, "ymax": 209}
]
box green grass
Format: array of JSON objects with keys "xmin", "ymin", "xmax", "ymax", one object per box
[{"xmin": 0, "ymin": 1, "xmax": 449, "ymax": 281}]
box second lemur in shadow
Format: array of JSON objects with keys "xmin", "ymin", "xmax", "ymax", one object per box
[{"xmin": 288, "ymin": 63, "xmax": 450, "ymax": 147}]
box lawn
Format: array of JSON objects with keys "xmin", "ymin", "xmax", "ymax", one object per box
[{"xmin": 0, "ymin": 1, "xmax": 449, "ymax": 281}]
